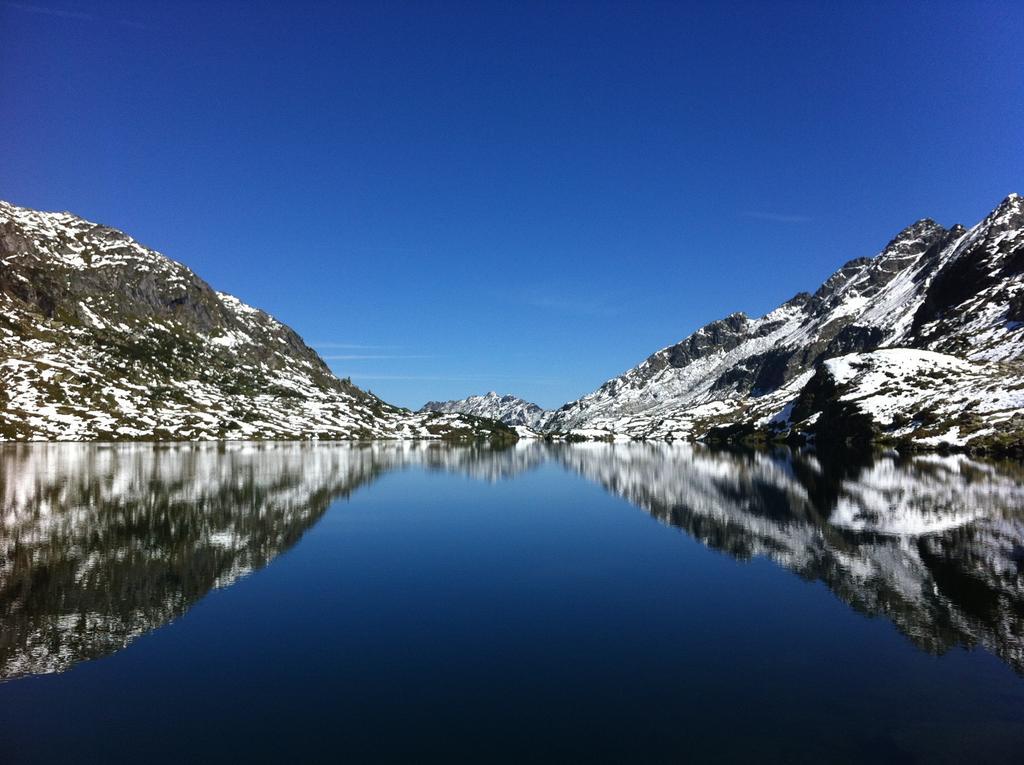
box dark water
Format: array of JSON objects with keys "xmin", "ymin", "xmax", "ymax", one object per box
[{"xmin": 2, "ymin": 442, "xmax": 1024, "ymax": 763}]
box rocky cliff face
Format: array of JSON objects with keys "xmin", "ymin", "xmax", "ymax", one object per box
[
  {"xmin": 0, "ymin": 201, "xmax": 513, "ymax": 442},
  {"xmin": 420, "ymin": 391, "xmax": 550, "ymax": 428},
  {"xmin": 547, "ymin": 194, "xmax": 1024, "ymax": 452}
]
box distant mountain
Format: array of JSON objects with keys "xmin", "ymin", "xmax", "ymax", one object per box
[
  {"xmin": 547, "ymin": 194, "xmax": 1024, "ymax": 454},
  {"xmin": 420, "ymin": 391, "xmax": 550, "ymax": 428},
  {"xmin": 0, "ymin": 201, "xmax": 513, "ymax": 442}
]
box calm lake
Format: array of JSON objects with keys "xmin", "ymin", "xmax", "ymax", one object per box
[{"xmin": 2, "ymin": 441, "xmax": 1023, "ymax": 763}]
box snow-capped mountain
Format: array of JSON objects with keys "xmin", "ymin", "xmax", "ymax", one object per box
[
  {"xmin": 420, "ymin": 391, "xmax": 550, "ymax": 428},
  {"xmin": 0, "ymin": 201, "xmax": 514, "ymax": 442},
  {"xmin": 547, "ymin": 194, "xmax": 1024, "ymax": 453}
]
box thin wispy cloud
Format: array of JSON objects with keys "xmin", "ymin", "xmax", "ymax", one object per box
[
  {"xmin": 115, "ymin": 16, "xmax": 148, "ymax": 29},
  {"xmin": 350, "ymin": 374, "xmax": 564, "ymax": 384},
  {"xmin": 5, "ymin": 1, "xmax": 148, "ymax": 28},
  {"xmin": 6, "ymin": 1, "xmax": 90, "ymax": 19},
  {"xmin": 520, "ymin": 290, "xmax": 624, "ymax": 317},
  {"xmin": 312, "ymin": 342, "xmax": 402, "ymax": 350},
  {"xmin": 742, "ymin": 211, "xmax": 813, "ymax": 224},
  {"xmin": 336, "ymin": 244, "xmax": 422, "ymax": 255},
  {"xmin": 321, "ymin": 354, "xmax": 435, "ymax": 361}
]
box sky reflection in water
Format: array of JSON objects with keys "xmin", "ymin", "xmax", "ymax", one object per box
[{"xmin": 1, "ymin": 441, "xmax": 1023, "ymax": 763}]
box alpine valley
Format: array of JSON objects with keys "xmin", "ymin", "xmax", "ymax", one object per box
[{"xmin": 3, "ymin": 195, "xmax": 1024, "ymax": 453}]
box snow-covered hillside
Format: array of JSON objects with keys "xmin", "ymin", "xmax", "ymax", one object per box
[
  {"xmin": 0, "ymin": 201, "xmax": 514, "ymax": 442},
  {"xmin": 420, "ymin": 391, "xmax": 550, "ymax": 428},
  {"xmin": 785, "ymin": 349, "xmax": 1024, "ymax": 449},
  {"xmin": 547, "ymin": 194, "xmax": 1024, "ymax": 452}
]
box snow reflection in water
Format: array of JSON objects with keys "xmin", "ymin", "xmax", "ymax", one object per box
[{"xmin": 1, "ymin": 441, "xmax": 1023, "ymax": 680}]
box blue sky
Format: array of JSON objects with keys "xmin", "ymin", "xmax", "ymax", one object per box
[{"xmin": 2, "ymin": 1, "xmax": 1022, "ymax": 409}]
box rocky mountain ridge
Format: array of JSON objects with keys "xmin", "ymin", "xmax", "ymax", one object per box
[
  {"xmin": 545, "ymin": 193, "xmax": 1024, "ymax": 453},
  {"xmin": 0, "ymin": 200, "xmax": 514, "ymax": 442}
]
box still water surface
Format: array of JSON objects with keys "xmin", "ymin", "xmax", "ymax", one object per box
[{"xmin": 1, "ymin": 441, "xmax": 1024, "ymax": 763}]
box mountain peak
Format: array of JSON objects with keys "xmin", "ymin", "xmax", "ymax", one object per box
[
  {"xmin": 881, "ymin": 217, "xmax": 947, "ymax": 252},
  {"xmin": 991, "ymin": 191, "xmax": 1023, "ymax": 218}
]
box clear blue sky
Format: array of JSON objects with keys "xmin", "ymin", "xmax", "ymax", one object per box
[{"xmin": 3, "ymin": 1, "xmax": 1022, "ymax": 409}]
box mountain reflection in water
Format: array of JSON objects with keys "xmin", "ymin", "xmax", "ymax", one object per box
[{"xmin": 1, "ymin": 441, "xmax": 1023, "ymax": 681}]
